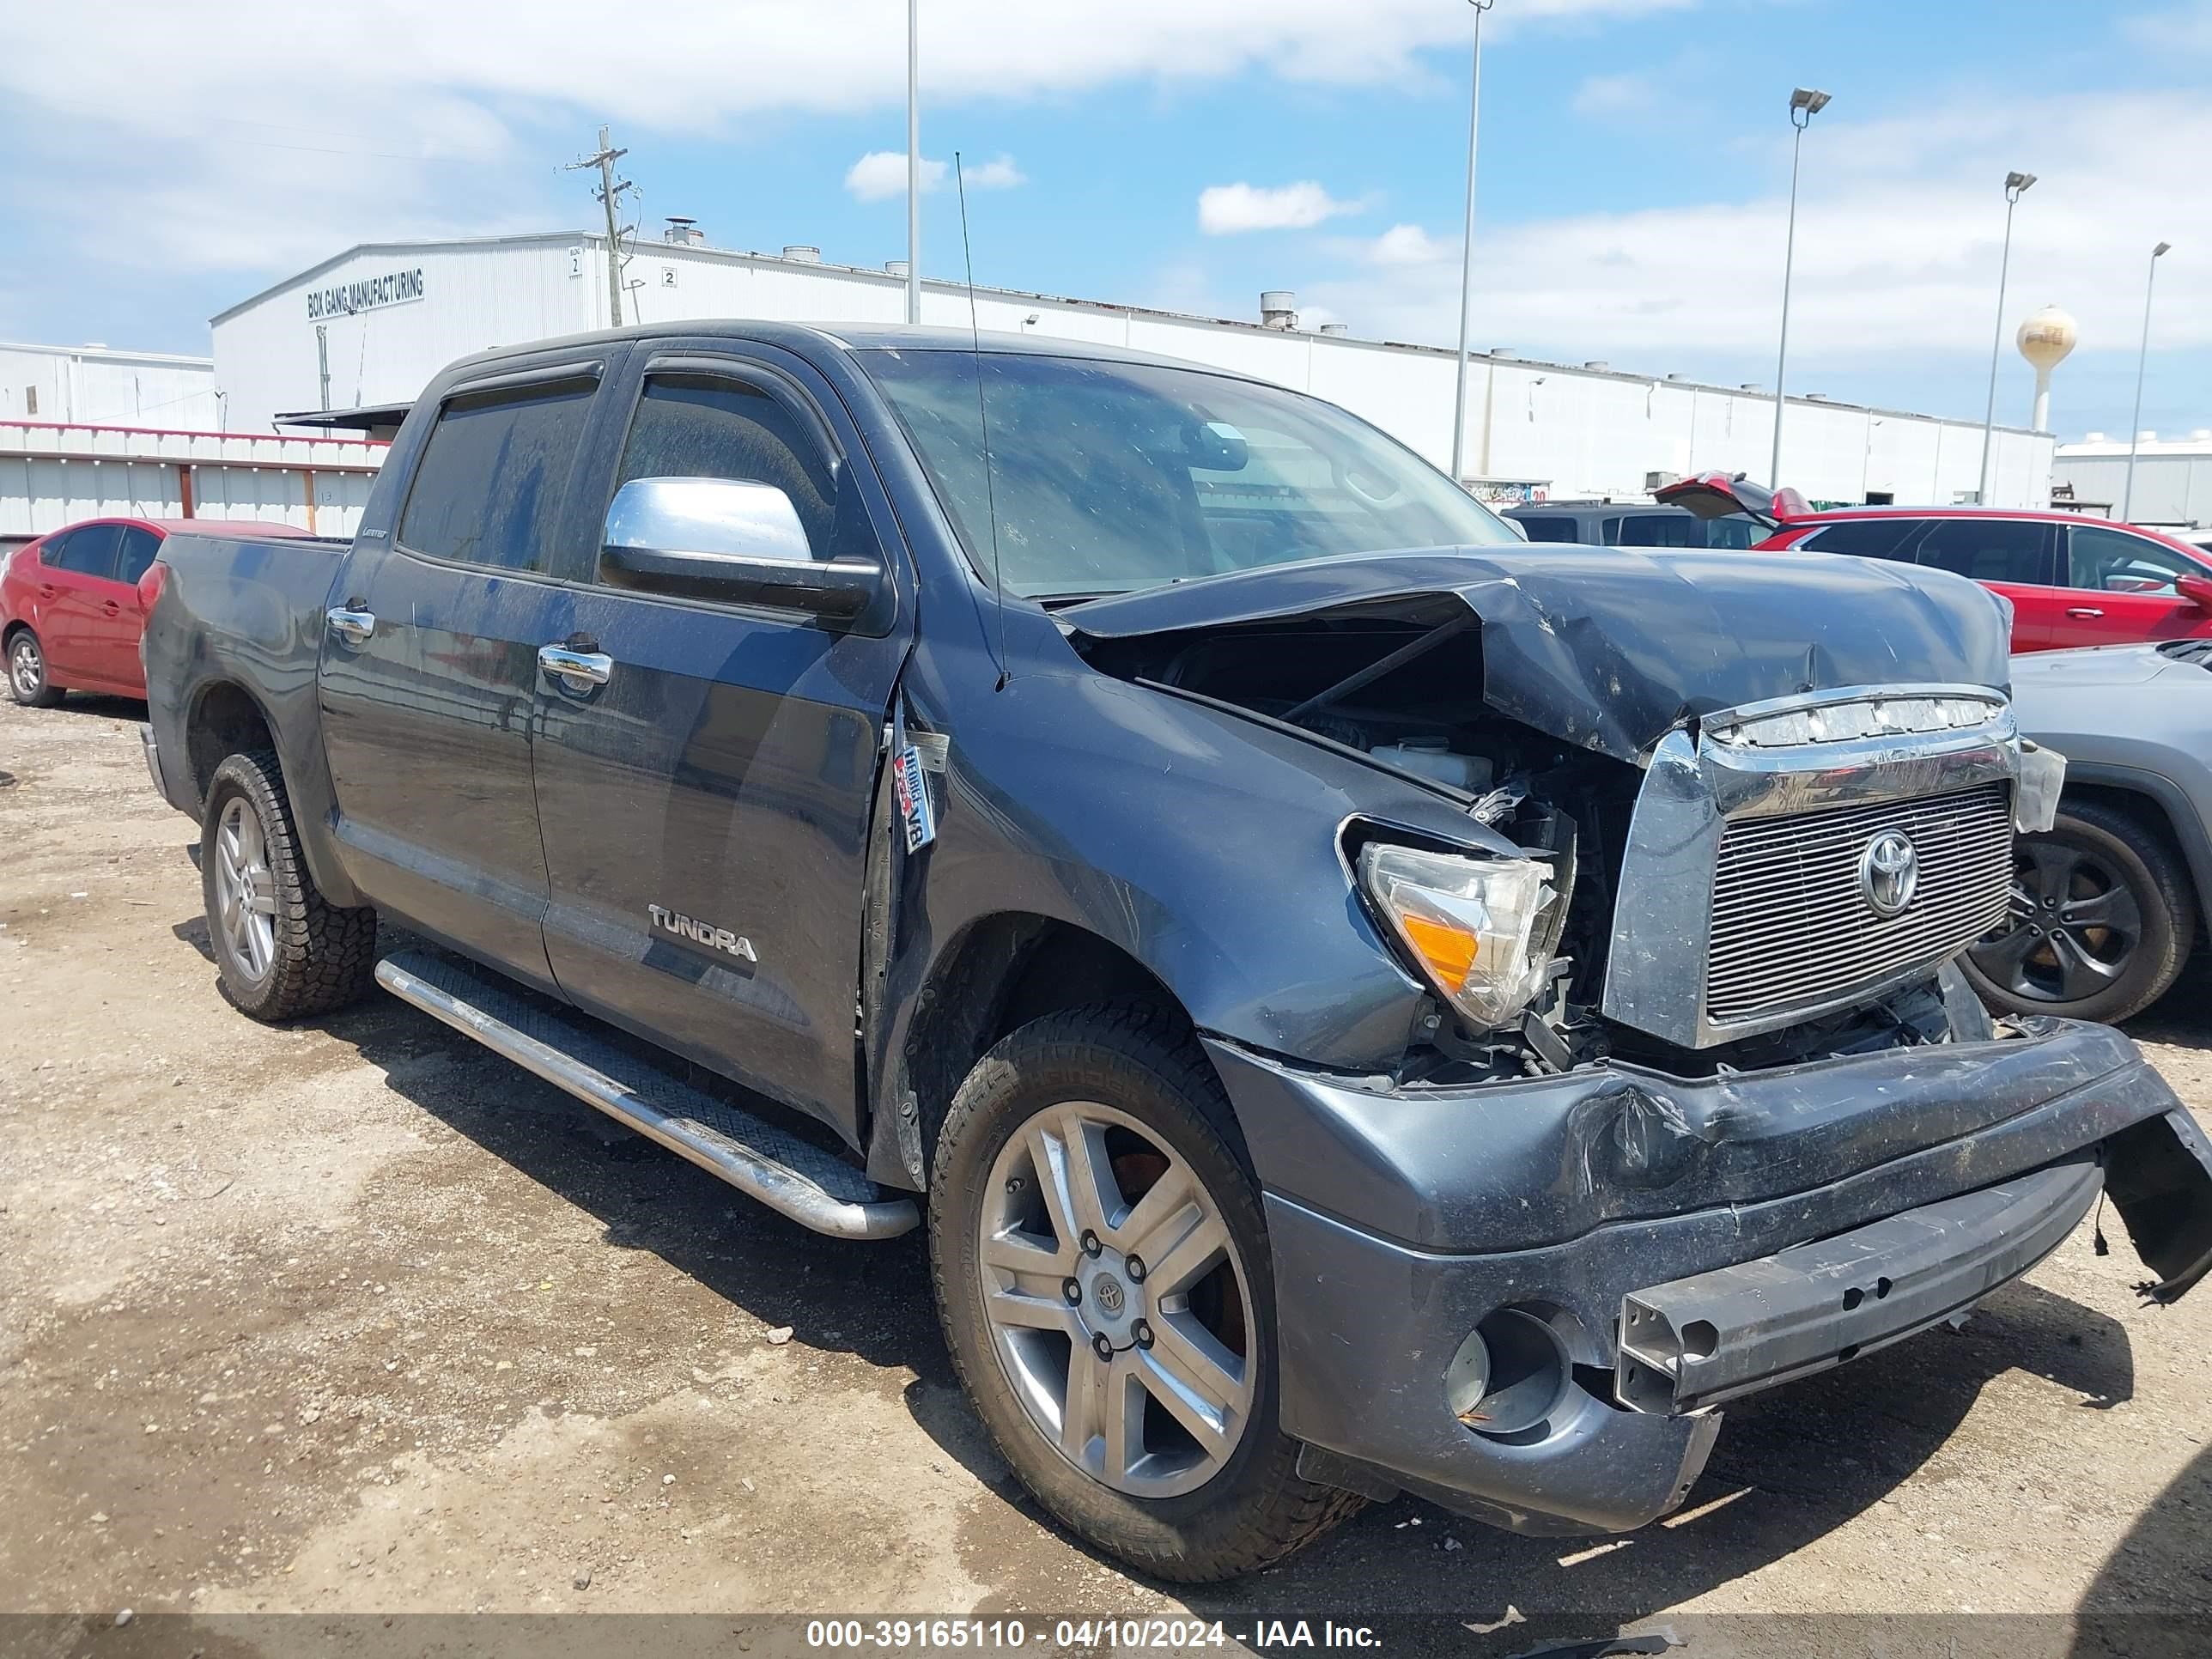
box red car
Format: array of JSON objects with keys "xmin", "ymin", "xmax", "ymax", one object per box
[
  {"xmin": 1656, "ymin": 474, "xmax": 2212, "ymax": 653},
  {"xmin": 3, "ymin": 517, "xmax": 304, "ymax": 706}
]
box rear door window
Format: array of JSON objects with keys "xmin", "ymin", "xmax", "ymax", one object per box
[
  {"xmin": 1614, "ymin": 513, "xmax": 1700, "ymax": 548},
  {"xmin": 1799, "ymin": 520, "xmax": 1926, "ymax": 561},
  {"xmin": 2067, "ymin": 526, "xmax": 2201, "ymax": 595},
  {"xmin": 398, "ymin": 378, "xmax": 597, "ymax": 574},
  {"xmin": 116, "ymin": 527, "xmax": 161, "ymax": 585},
  {"xmin": 49, "ymin": 524, "xmax": 123, "ymax": 579},
  {"xmin": 1512, "ymin": 515, "xmax": 1577, "ymax": 543},
  {"xmin": 1913, "ymin": 520, "xmax": 2054, "ymax": 585}
]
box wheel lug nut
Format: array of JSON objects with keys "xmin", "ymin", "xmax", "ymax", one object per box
[
  {"xmin": 1080, "ymin": 1230, "xmax": 1103, "ymax": 1258},
  {"xmin": 1125, "ymin": 1255, "xmax": 1146, "ymax": 1283},
  {"xmin": 1062, "ymin": 1278, "xmax": 1082, "ymax": 1306},
  {"xmin": 1091, "ymin": 1333, "xmax": 1115, "ymax": 1363},
  {"xmin": 1132, "ymin": 1319, "xmax": 1154, "ymax": 1350}
]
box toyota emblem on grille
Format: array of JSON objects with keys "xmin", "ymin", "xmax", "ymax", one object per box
[{"xmin": 1858, "ymin": 830, "xmax": 1920, "ymax": 918}]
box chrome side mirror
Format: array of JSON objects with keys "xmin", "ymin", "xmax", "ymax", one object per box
[{"xmin": 599, "ymin": 476, "xmax": 884, "ymax": 622}]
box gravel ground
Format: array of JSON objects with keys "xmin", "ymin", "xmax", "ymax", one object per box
[{"xmin": 2, "ymin": 695, "xmax": 2208, "ymax": 1656}]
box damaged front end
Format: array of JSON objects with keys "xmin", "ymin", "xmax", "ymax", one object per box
[
  {"xmin": 1066, "ymin": 544, "xmax": 2039, "ymax": 1081},
  {"xmin": 1065, "ymin": 544, "xmax": 2212, "ymax": 1530}
]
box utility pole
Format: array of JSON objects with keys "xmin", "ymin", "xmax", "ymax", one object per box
[
  {"xmin": 315, "ymin": 324, "xmax": 331, "ymax": 411},
  {"xmin": 569, "ymin": 125, "xmax": 635, "ymax": 328},
  {"xmin": 1977, "ymin": 171, "xmax": 2035, "ymax": 506},
  {"xmin": 1771, "ymin": 88, "xmax": 1831, "ymax": 489},
  {"xmin": 1449, "ymin": 0, "xmax": 1494, "ymax": 488},
  {"xmin": 907, "ymin": 0, "xmax": 922, "ymax": 324},
  {"xmin": 2122, "ymin": 240, "xmax": 2173, "ymax": 523}
]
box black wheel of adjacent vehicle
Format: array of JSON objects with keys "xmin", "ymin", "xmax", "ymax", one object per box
[
  {"xmin": 200, "ymin": 749, "xmax": 379, "ymax": 1020},
  {"xmin": 6, "ymin": 628, "xmax": 62, "ymax": 708},
  {"xmin": 929, "ymin": 1003, "xmax": 1362, "ymax": 1583},
  {"xmin": 1964, "ymin": 798, "xmax": 2195, "ymax": 1024}
]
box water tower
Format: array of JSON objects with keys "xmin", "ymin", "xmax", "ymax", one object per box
[{"xmin": 2016, "ymin": 305, "xmax": 2078, "ymax": 433}]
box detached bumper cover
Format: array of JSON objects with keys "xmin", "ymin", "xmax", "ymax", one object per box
[
  {"xmin": 1617, "ymin": 1155, "xmax": 2101, "ymax": 1414},
  {"xmin": 1212, "ymin": 1019, "xmax": 2212, "ymax": 1536}
]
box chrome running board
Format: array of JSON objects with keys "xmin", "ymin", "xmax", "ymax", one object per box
[{"xmin": 374, "ymin": 951, "xmax": 918, "ymax": 1241}]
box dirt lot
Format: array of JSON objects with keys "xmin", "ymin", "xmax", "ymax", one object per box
[{"xmin": 3, "ymin": 696, "xmax": 2209, "ymax": 1652}]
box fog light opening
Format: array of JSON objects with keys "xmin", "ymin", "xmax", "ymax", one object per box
[{"xmin": 1449, "ymin": 1309, "xmax": 1571, "ymax": 1438}]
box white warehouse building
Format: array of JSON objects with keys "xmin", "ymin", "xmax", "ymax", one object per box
[
  {"xmin": 2051, "ymin": 433, "xmax": 2212, "ymax": 529},
  {"xmin": 0, "ymin": 340, "xmax": 222, "ymax": 428},
  {"xmin": 210, "ymin": 231, "xmax": 2054, "ymax": 509},
  {"xmin": 0, "ymin": 340, "xmax": 380, "ymax": 547}
]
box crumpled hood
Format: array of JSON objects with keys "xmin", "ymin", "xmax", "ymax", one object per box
[{"xmin": 1064, "ymin": 546, "xmax": 2013, "ymax": 763}]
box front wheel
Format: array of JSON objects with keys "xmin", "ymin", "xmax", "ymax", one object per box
[
  {"xmin": 928, "ymin": 1004, "xmax": 1362, "ymax": 1583},
  {"xmin": 7, "ymin": 629, "xmax": 61, "ymax": 708},
  {"xmin": 1963, "ymin": 799, "xmax": 2195, "ymax": 1024}
]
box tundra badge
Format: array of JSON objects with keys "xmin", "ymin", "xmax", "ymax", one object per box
[{"xmin": 648, "ymin": 903, "xmax": 759, "ymax": 963}]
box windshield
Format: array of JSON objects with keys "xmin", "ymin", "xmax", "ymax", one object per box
[{"xmin": 860, "ymin": 349, "xmax": 1519, "ymax": 597}]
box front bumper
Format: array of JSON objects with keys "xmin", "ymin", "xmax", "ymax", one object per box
[{"xmin": 1207, "ymin": 1020, "xmax": 2212, "ymax": 1536}]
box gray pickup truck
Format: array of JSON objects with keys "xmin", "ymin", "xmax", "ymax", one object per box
[{"xmin": 140, "ymin": 322, "xmax": 2212, "ymax": 1582}]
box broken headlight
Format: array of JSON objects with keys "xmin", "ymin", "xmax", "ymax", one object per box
[{"xmin": 1358, "ymin": 842, "xmax": 1558, "ymax": 1031}]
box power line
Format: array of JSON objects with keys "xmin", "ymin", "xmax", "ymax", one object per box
[{"xmin": 568, "ymin": 125, "xmax": 636, "ymax": 328}]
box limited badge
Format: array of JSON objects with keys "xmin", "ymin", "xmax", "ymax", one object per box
[{"xmin": 895, "ymin": 744, "xmax": 936, "ymax": 853}]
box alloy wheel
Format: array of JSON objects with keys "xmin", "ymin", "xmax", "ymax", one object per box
[
  {"xmin": 977, "ymin": 1100, "xmax": 1256, "ymax": 1499},
  {"xmin": 9, "ymin": 637, "xmax": 40, "ymax": 699},
  {"xmin": 1972, "ymin": 838, "xmax": 2143, "ymax": 1005},
  {"xmin": 214, "ymin": 795, "xmax": 279, "ymax": 983}
]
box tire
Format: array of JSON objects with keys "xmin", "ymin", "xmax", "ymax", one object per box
[
  {"xmin": 6, "ymin": 627, "xmax": 62, "ymax": 708},
  {"xmin": 928, "ymin": 1003, "xmax": 1363, "ymax": 1583},
  {"xmin": 200, "ymin": 749, "xmax": 378, "ymax": 1020},
  {"xmin": 1963, "ymin": 797, "xmax": 2196, "ymax": 1024}
]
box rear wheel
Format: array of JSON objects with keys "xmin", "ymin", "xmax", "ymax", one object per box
[
  {"xmin": 929, "ymin": 1004, "xmax": 1362, "ymax": 1583},
  {"xmin": 201, "ymin": 749, "xmax": 378, "ymax": 1020},
  {"xmin": 1964, "ymin": 798, "xmax": 2194, "ymax": 1024},
  {"xmin": 6, "ymin": 628, "xmax": 61, "ymax": 708}
]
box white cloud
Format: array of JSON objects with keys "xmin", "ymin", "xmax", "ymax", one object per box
[
  {"xmin": 963, "ymin": 155, "xmax": 1028, "ymax": 191},
  {"xmin": 1367, "ymin": 223, "xmax": 1451, "ymax": 266},
  {"xmin": 843, "ymin": 150, "xmax": 1023, "ymax": 203},
  {"xmin": 0, "ymin": 0, "xmax": 1682, "ymax": 283},
  {"xmin": 2124, "ymin": 2, "xmax": 2212, "ymax": 53},
  {"xmin": 1570, "ymin": 70, "xmax": 1655, "ymax": 118},
  {"xmin": 846, "ymin": 151, "xmax": 947, "ymax": 202},
  {"xmin": 1199, "ymin": 181, "xmax": 1364, "ymax": 235},
  {"xmin": 1304, "ymin": 89, "xmax": 2212, "ymax": 382}
]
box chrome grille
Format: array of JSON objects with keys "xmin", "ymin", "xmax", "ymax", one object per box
[{"xmin": 1705, "ymin": 782, "xmax": 2014, "ymax": 1027}]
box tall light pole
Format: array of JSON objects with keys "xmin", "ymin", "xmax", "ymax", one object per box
[
  {"xmin": 1770, "ymin": 86, "xmax": 1830, "ymax": 489},
  {"xmin": 1449, "ymin": 0, "xmax": 1494, "ymax": 488},
  {"xmin": 1976, "ymin": 170, "xmax": 2035, "ymax": 505},
  {"xmin": 2122, "ymin": 240, "xmax": 2173, "ymax": 522},
  {"xmin": 906, "ymin": 0, "xmax": 921, "ymax": 325}
]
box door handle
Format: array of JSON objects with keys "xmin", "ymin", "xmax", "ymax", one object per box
[
  {"xmin": 2065, "ymin": 606, "xmax": 2105, "ymax": 618},
  {"xmin": 538, "ymin": 644, "xmax": 613, "ymax": 690},
  {"xmin": 39, "ymin": 584, "xmax": 57, "ymax": 601},
  {"xmin": 102, "ymin": 600, "xmax": 121, "ymax": 617},
  {"xmin": 325, "ymin": 606, "xmax": 377, "ymax": 645}
]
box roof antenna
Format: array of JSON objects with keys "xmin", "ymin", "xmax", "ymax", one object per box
[{"xmin": 956, "ymin": 151, "xmax": 1011, "ymax": 691}]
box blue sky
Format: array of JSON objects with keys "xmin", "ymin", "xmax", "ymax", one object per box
[{"xmin": 3, "ymin": 0, "xmax": 2207, "ymax": 439}]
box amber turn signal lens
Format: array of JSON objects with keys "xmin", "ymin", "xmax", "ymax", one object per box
[{"xmin": 1399, "ymin": 913, "xmax": 1479, "ymax": 988}]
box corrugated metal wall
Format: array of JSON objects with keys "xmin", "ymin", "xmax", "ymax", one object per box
[
  {"xmin": 2051, "ymin": 449, "xmax": 2212, "ymax": 526},
  {"xmin": 0, "ymin": 422, "xmax": 384, "ymax": 541}
]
